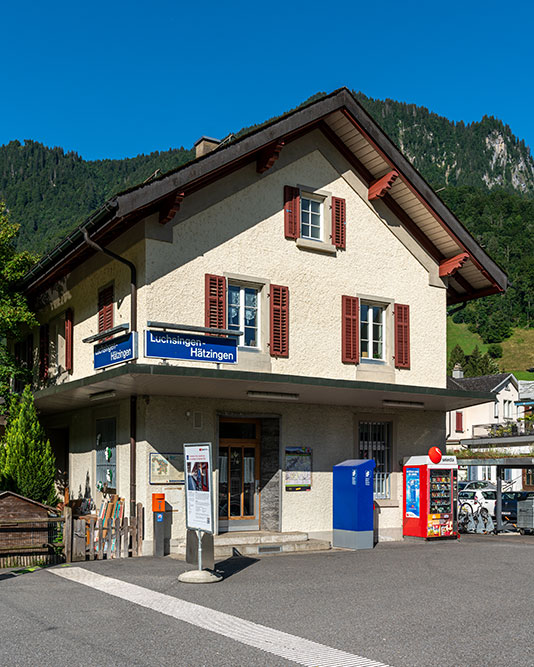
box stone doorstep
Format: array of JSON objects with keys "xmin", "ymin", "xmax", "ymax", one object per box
[
  {"xmin": 214, "ymin": 531, "xmax": 308, "ymax": 546},
  {"xmin": 172, "ymin": 535, "xmax": 331, "ymax": 560}
]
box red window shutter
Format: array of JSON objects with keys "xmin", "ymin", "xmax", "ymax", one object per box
[
  {"xmin": 39, "ymin": 324, "xmax": 49, "ymax": 382},
  {"xmin": 341, "ymin": 296, "xmax": 359, "ymax": 363},
  {"xmin": 98, "ymin": 286, "xmax": 114, "ymax": 333},
  {"xmin": 284, "ymin": 186, "xmax": 300, "ymax": 240},
  {"xmin": 455, "ymin": 411, "xmax": 463, "ymax": 432},
  {"xmin": 65, "ymin": 308, "xmax": 74, "ymax": 372},
  {"xmin": 270, "ymin": 285, "xmax": 289, "ymax": 357},
  {"xmin": 394, "ymin": 304, "xmax": 410, "ymax": 369},
  {"xmin": 332, "ymin": 197, "xmax": 346, "ymax": 249},
  {"xmin": 205, "ymin": 274, "xmax": 226, "ymax": 329}
]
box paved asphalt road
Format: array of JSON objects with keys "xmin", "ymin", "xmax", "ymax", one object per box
[{"xmin": 1, "ymin": 533, "xmax": 532, "ymax": 667}]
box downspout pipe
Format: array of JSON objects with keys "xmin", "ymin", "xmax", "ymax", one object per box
[
  {"xmin": 82, "ymin": 228, "xmax": 138, "ymax": 518},
  {"xmin": 82, "ymin": 229, "xmax": 137, "ymax": 333}
]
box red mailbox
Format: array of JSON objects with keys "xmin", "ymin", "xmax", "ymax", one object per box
[{"xmin": 152, "ymin": 493, "xmax": 165, "ymax": 513}]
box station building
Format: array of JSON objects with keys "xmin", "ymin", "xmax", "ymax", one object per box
[{"xmin": 17, "ymin": 89, "xmax": 506, "ymax": 552}]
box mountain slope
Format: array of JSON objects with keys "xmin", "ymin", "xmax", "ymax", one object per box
[
  {"xmin": 355, "ymin": 92, "xmax": 534, "ymax": 195},
  {"xmin": 0, "ymin": 140, "xmax": 193, "ymax": 252},
  {"xmin": 2, "ymin": 91, "xmax": 534, "ymax": 254}
]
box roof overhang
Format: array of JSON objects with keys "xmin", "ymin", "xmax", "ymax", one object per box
[
  {"xmin": 34, "ymin": 364, "xmax": 496, "ymax": 415},
  {"xmin": 21, "ymin": 88, "xmax": 508, "ymax": 305},
  {"xmin": 455, "ymin": 457, "xmax": 534, "ymax": 468}
]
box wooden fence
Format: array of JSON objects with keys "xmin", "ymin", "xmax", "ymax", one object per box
[
  {"xmin": 65, "ymin": 503, "xmax": 144, "ymax": 563},
  {"xmin": 0, "ymin": 517, "xmax": 64, "ymax": 568},
  {"xmin": 0, "ymin": 504, "xmax": 144, "ymax": 567}
]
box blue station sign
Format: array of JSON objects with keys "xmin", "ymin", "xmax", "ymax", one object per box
[
  {"xmin": 94, "ymin": 332, "xmax": 138, "ymax": 370},
  {"xmin": 145, "ymin": 329, "xmax": 237, "ymax": 364}
]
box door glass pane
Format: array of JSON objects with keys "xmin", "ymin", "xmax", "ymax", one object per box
[
  {"xmin": 219, "ymin": 421, "xmax": 257, "ymax": 439},
  {"xmin": 229, "ymin": 448, "xmax": 242, "ymax": 517},
  {"xmin": 218, "ymin": 447, "xmax": 228, "ymax": 518},
  {"xmin": 243, "ymin": 447, "xmax": 255, "ymax": 516}
]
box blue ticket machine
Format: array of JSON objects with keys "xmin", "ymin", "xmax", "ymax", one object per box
[{"xmin": 333, "ymin": 459, "xmax": 376, "ymax": 549}]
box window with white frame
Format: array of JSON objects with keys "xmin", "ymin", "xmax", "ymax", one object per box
[
  {"xmin": 494, "ymin": 401, "xmax": 499, "ymax": 419},
  {"xmin": 504, "ymin": 400, "xmax": 512, "ymax": 419},
  {"xmin": 360, "ymin": 303, "xmax": 386, "ymax": 360},
  {"xmin": 228, "ymin": 284, "xmax": 260, "ymax": 348},
  {"xmin": 300, "ymin": 195, "xmax": 323, "ymax": 241}
]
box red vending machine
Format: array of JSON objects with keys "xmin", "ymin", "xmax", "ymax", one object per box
[{"xmin": 403, "ymin": 451, "xmax": 458, "ymax": 539}]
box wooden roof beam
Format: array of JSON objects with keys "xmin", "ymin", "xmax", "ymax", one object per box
[
  {"xmin": 368, "ymin": 170, "xmax": 399, "ymax": 200},
  {"xmin": 159, "ymin": 192, "xmax": 185, "ymax": 224},
  {"xmin": 256, "ymin": 141, "xmax": 285, "ymax": 174},
  {"xmin": 439, "ymin": 253, "xmax": 470, "ymax": 278}
]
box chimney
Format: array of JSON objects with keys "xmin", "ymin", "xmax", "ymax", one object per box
[
  {"xmin": 452, "ymin": 363, "xmax": 464, "ymax": 379},
  {"xmin": 194, "ymin": 136, "xmax": 220, "ymax": 159}
]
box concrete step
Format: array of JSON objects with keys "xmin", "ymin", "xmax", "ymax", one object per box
[
  {"xmin": 219, "ymin": 538, "xmax": 331, "ymax": 558},
  {"xmin": 173, "ymin": 537, "xmax": 331, "ymax": 559},
  {"xmin": 214, "ymin": 531, "xmax": 308, "ymax": 546}
]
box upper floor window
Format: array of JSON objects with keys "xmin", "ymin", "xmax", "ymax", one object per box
[
  {"xmin": 300, "ymin": 196, "xmax": 323, "ymax": 241},
  {"xmin": 228, "ymin": 284, "xmax": 260, "ymax": 348},
  {"xmin": 360, "ymin": 303, "xmax": 385, "ymax": 361}
]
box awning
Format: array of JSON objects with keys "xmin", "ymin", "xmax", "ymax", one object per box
[{"xmin": 33, "ymin": 363, "xmax": 495, "ymax": 415}]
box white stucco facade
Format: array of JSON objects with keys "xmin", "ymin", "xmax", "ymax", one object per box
[{"xmin": 22, "ymin": 99, "xmax": 501, "ymax": 553}]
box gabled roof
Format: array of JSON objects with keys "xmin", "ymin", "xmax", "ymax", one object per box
[
  {"xmin": 449, "ymin": 373, "xmax": 517, "ymax": 394},
  {"xmin": 0, "ymin": 490, "xmax": 56, "ymax": 512},
  {"xmin": 21, "ymin": 88, "xmax": 508, "ymax": 304}
]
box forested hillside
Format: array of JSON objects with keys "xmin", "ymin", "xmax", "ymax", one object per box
[
  {"xmin": 2, "ymin": 89, "xmax": 534, "ymax": 356},
  {"xmin": 0, "ymin": 141, "xmax": 193, "ymax": 251}
]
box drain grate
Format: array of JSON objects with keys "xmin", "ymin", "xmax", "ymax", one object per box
[{"xmin": 257, "ymin": 545, "xmax": 282, "ymax": 554}]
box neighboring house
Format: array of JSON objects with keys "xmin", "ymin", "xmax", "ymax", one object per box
[
  {"xmin": 447, "ymin": 372, "xmax": 533, "ymax": 490},
  {"xmin": 14, "ymin": 88, "xmax": 507, "ymax": 550}
]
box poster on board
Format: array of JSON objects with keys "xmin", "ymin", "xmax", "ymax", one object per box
[
  {"xmin": 285, "ymin": 447, "xmax": 312, "ymax": 491},
  {"xmin": 183, "ymin": 443, "xmax": 214, "ymax": 533},
  {"xmin": 149, "ymin": 452, "xmax": 184, "ymax": 484},
  {"xmin": 405, "ymin": 468, "xmax": 420, "ymax": 518}
]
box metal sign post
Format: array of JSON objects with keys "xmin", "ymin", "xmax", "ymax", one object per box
[{"xmin": 178, "ymin": 443, "xmax": 221, "ymax": 584}]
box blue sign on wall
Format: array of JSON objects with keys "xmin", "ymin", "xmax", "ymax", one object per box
[
  {"xmin": 145, "ymin": 330, "xmax": 237, "ymax": 364},
  {"xmin": 405, "ymin": 467, "xmax": 420, "ymax": 518},
  {"xmin": 94, "ymin": 332, "xmax": 138, "ymax": 370}
]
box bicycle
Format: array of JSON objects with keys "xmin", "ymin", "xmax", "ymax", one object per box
[{"xmin": 458, "ymin": 503, "xmax": 495, "ymax": 534}]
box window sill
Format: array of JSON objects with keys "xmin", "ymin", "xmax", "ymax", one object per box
[{"xmin": 296, "ymin": 238, "xmax": 337, "ymax": 255}]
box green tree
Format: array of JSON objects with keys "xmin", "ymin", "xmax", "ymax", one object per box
[
  {"xmin": 464, "ymin": 345, "xmax": 500, "ymax": 377},
  {"xmin": 0, "ymin": 202, "xmax": 38, "ymax": 413},
  {"xmin": 0, "ymin": 386, "xmax": 57, "ymax": 505},
  {"xmin": 448, "ymin": 344, "xmax": 467, "ymax": 375},
  {"xmin": 487, "ymin": 343, "xmax": 503, "ymax": 359}
]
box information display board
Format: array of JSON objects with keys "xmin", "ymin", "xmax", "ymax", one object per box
[
  {"xmin": 285, "ymin": 447, "xmax": 312, "ymax": 491},
  {"xmin": 149, "ymin": 452, "xmax": 184, "ymax": 484},
  {"xmin": 183, "ymin": 443, "xmax": 214, "ymax": 533}
]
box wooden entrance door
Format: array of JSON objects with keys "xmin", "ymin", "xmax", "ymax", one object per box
[{"xmin": 218, "ymin": 419, "xmax": 260, "ymax": 532}]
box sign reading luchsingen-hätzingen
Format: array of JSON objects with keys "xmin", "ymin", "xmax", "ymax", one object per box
[
  {"xmin": 144, "ymin": 330, "xmax": 237, "ymax": 364},
  {"xmin": 94, "ymin": 332, "xmax": 138, "ymax": 370}
]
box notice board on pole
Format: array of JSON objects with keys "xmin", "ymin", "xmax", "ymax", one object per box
[
  {"xmin": 183, "ymin": 442, "xmax": 214, "ymax": 533},
  {"xmin": 285, "ymin": 447, "xmax": 312, "ymax": 491}
]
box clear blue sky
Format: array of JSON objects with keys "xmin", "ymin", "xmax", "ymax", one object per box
[{"xmin": 2, "ymin": 1, "xmax": 532, "ymax": 161}]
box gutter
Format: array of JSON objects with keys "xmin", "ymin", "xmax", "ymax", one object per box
[{"xmin": 21, "ymin": 199, "xmax": 119, "ymax": 292}]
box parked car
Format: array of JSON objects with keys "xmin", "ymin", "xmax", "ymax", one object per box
[
  {"xmin": 458, "ymin": 490, "xmax": 497, "ymax": 516},
  {"xmin": 461, "ymin": 481, "xmax": 497, "ymax": 491},
  {"xmin": 501, "ymin": 492, "xmax": 534, "ymax": 522}
]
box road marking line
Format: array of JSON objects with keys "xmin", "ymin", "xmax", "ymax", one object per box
[{"xmin": 52, "ymin": 567, "xmax": 390, "ymax": 667}]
